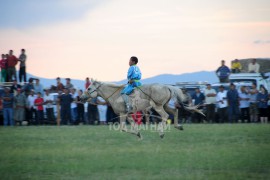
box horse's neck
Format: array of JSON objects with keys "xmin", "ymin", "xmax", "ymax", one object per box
[{"xmin": 98, "ymin": 84, "xmax": 122, "ymax": 102}]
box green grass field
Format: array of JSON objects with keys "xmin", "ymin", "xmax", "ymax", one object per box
[{"xmin": 0, "ymin": 124, "xmax": 269, "ymax": 180}]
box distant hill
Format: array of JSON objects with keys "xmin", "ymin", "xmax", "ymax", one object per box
[
  {"xmin": 116, "ymin": 71, "xmax": 218, "ymax": 84},
  {"xmin": 17, "ymin": 72, "xmax": 86, "ymax": 90},
  {"xmin": 21, "ymin": 71, "xmax": 218, "ymax": 89}
]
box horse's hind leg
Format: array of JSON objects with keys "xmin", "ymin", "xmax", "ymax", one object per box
[
  {"xmin": 152, "ymin": 105, "xmax": 169, "ymax": 138},
  {"xmin": 164, "ymin": 105, "xmax": 183, "ymax": 130}
]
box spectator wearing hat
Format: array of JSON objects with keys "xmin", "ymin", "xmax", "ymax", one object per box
[
  {"xmin": 56, "ymin": 77, "xmax": 64, "ymax": 92},
  {"xmin": 7, "ymin": 50, "xmax": 18, "ymax": 82},
  {"xmin": 34, "ymin": 92, "xmax": 44, "ymax": 125},
  {"xmin": 34, "ymin": 79, "xmax": 44, "ymax": 96},
  {"xmin": 216, "ymin": 85, "xmax": 228, "ymax": 123},
  {"xmin": 2, "ymin": 87, "xmax": 14, "ymax": 126},
  {"xmin": 204, "ymin": 84, "xmax": 217, "ymax": 123},
  {"xmin": 14, "ymin": 88, "xmax": 27, "ymax": 125},
  {"xmin": 65, "ymin": 78, "xmax": 74, "ymax": 90},
  {"xmin": 231, "ymin": 59, "xmax": 242, "ymax": 73},
  {"xmin": 26, "ymin": 90, "xmax": 37, "ymax": 125},
  {"xmin": 58, "ymin": 88, "xmax": 73, "ymax": 125},
  {"xmin": 0, "ymin": 54, "xmax": 8, "ymax": 82},
  {"xmin": 216, "ymin": 60, "xmax": 231, "ymax": 83},
  {"xmin": 85, "ymin": 77, "xmax": 91, "ymax": 89},
  {"xmin": 70, "ymin": 88, "xmax": 78, "ymax": 125},
  {"xmin": 10, "ymin": 79, "xmax": 22, "ymax": 94},
  {"xmin": 227, "ymin": 83, "xmax": 239, "ymax": 123},
  {"xmin": 18, "ymin": 49, "xmax": 27, "ymax": 82},
  {"xmin": 43, "ymin": 89, "xmax": 55, "ymax": 123}
]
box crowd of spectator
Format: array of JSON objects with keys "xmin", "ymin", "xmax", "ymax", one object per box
[
  {"xmin": 174, "ymin": 58, "xmax": 269, "ymax": 124},
  {"xmin": 0, "ymin": 50, "xmax": 269, "ymax": 126},
  {"xmin": 1, "ymin": 77, "xmax": 119, "ymax": 126}
]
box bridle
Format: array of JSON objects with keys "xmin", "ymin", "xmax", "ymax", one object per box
[{"xmin": 85, "ymin": 83, "xmax": 103, "ymax": 97}]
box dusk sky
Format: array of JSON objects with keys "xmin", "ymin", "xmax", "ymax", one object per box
[{"xmin": 0, "ymin": 0, "xmax": 269, "ymax": 81}]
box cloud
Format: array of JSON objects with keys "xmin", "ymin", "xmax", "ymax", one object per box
[
  {"xmin": 0, "ymin": 0, "xmax": 108, "ymax": 29},
  {"xmin": 254, "ymin": 40, "xmax": 270, "ymax": 44}
]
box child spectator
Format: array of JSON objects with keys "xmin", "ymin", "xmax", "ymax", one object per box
[
  {"xmin": 34, "ymin": 92, "xmax": 44, "ymax": 125},
  {"xmin": 0, "ymin": 54, "xmax": 7, "ymax": 82}
]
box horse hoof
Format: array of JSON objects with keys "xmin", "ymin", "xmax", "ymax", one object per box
[
  {"xmin": 137, "ymin": 132, "xmax": 143, "ymax": 140},
  {"xmin": 137, "ymin": 132, "xmax": 142, "ymax": 138},
  {"xmin": 160, "ymin": 134, "xmax": 165, "ymax": 139},
  {"xmin": 175, "ymin": 126, "xmax": 184, "ymax": 131}
]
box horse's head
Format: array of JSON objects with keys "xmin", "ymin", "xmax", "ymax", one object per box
[{"xmin": 80, "ymin": 80, "xmax": 102, "ymax": 102}]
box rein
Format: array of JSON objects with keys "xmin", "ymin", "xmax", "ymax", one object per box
[
  {"xmin": 103, "ymin": 84, "xmax": 126, "ymax": 101},
  {"xmin": 87, "ymin": 83, "xmax": 125, "ymax": 102}
]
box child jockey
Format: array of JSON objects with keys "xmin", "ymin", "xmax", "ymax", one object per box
[{"xmin": 121, "ymin": 56, "xmax": 142, "ymax": 112}]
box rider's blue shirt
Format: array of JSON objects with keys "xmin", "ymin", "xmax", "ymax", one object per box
[
  {"xmin": 121, "ymin": 65, "xmax": 142, "ymax": 95},
  {"xmin": 127, "ymin": 65, "xmax": 141, "ymax": 81}
]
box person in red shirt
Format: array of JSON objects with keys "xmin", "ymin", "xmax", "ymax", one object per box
[
  {"xmin": 0, "ymin": 54, "xmax": 7, "ymax": 82},
  {"xmin": 7, "ymin": 50, "xmax": 18, "ymax": 82},
  {"xmin": 85, "ymin": 77, "xmax": 91, "ymax": 89},
  {"xmin": 34, "ymin": 92, "xmax": 44, "ymax": 125}
]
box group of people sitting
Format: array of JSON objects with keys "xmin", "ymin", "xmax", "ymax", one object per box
[{"xmin": 216, "ymin": 58, "xmax": 261, "ymax": 83}]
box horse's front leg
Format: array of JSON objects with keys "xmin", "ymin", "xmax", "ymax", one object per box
[{"xmin": 119, "ymin": 113, "xmax": 142, "ymax": 139}]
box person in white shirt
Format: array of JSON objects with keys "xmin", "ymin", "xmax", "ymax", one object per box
[
  {"xmin": 216, "ymin": 85, "xmax": 228, "ymax": 123},
  {"xmin": 248, "ymin": 59, "xmax": 260, "ymax": 73},
  {"xmin": 204, "ymin": 84, "xmax": 217, "ymax": 123},
  {"xmin": 239, "ymin": 86, "xmax": 250, "ymax": 123},
  {"xmin": 43, "ymin": 89, "xmax": 55, "ymax": 123},
  {"xmin": 70, "ymin": 88, "xmax": 78, "ymax": 125},
  {"xmin": 97, "ymin": 96, "xmax": 107, "ymax": 125},
  {"xmin": 27, "ymin": 90, "xmax": 37, "ymax": 125}
]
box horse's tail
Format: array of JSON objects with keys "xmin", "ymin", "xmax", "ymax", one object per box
[{"xmin": 167, "ymin": 85, "xmax": 205, "ymax": 116}]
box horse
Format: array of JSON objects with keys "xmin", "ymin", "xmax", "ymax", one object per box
[{"xmin": 80, "ymin": 80, "xmax": 202, "ymax": 139}]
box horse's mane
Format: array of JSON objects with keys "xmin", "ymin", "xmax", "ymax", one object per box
[{"xmin": 95, "ymin": 81, "xmax": 124, "ymax": 88}]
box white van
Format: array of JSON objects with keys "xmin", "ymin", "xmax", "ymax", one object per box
[{"xmin": 229, "ymin": 73, "xmax": 270, "ymax": 91}]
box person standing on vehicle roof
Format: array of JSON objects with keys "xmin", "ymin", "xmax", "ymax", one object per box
[{"xmin": 216, "ymin": 60, "xmax": 231, "ymax": 83}]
